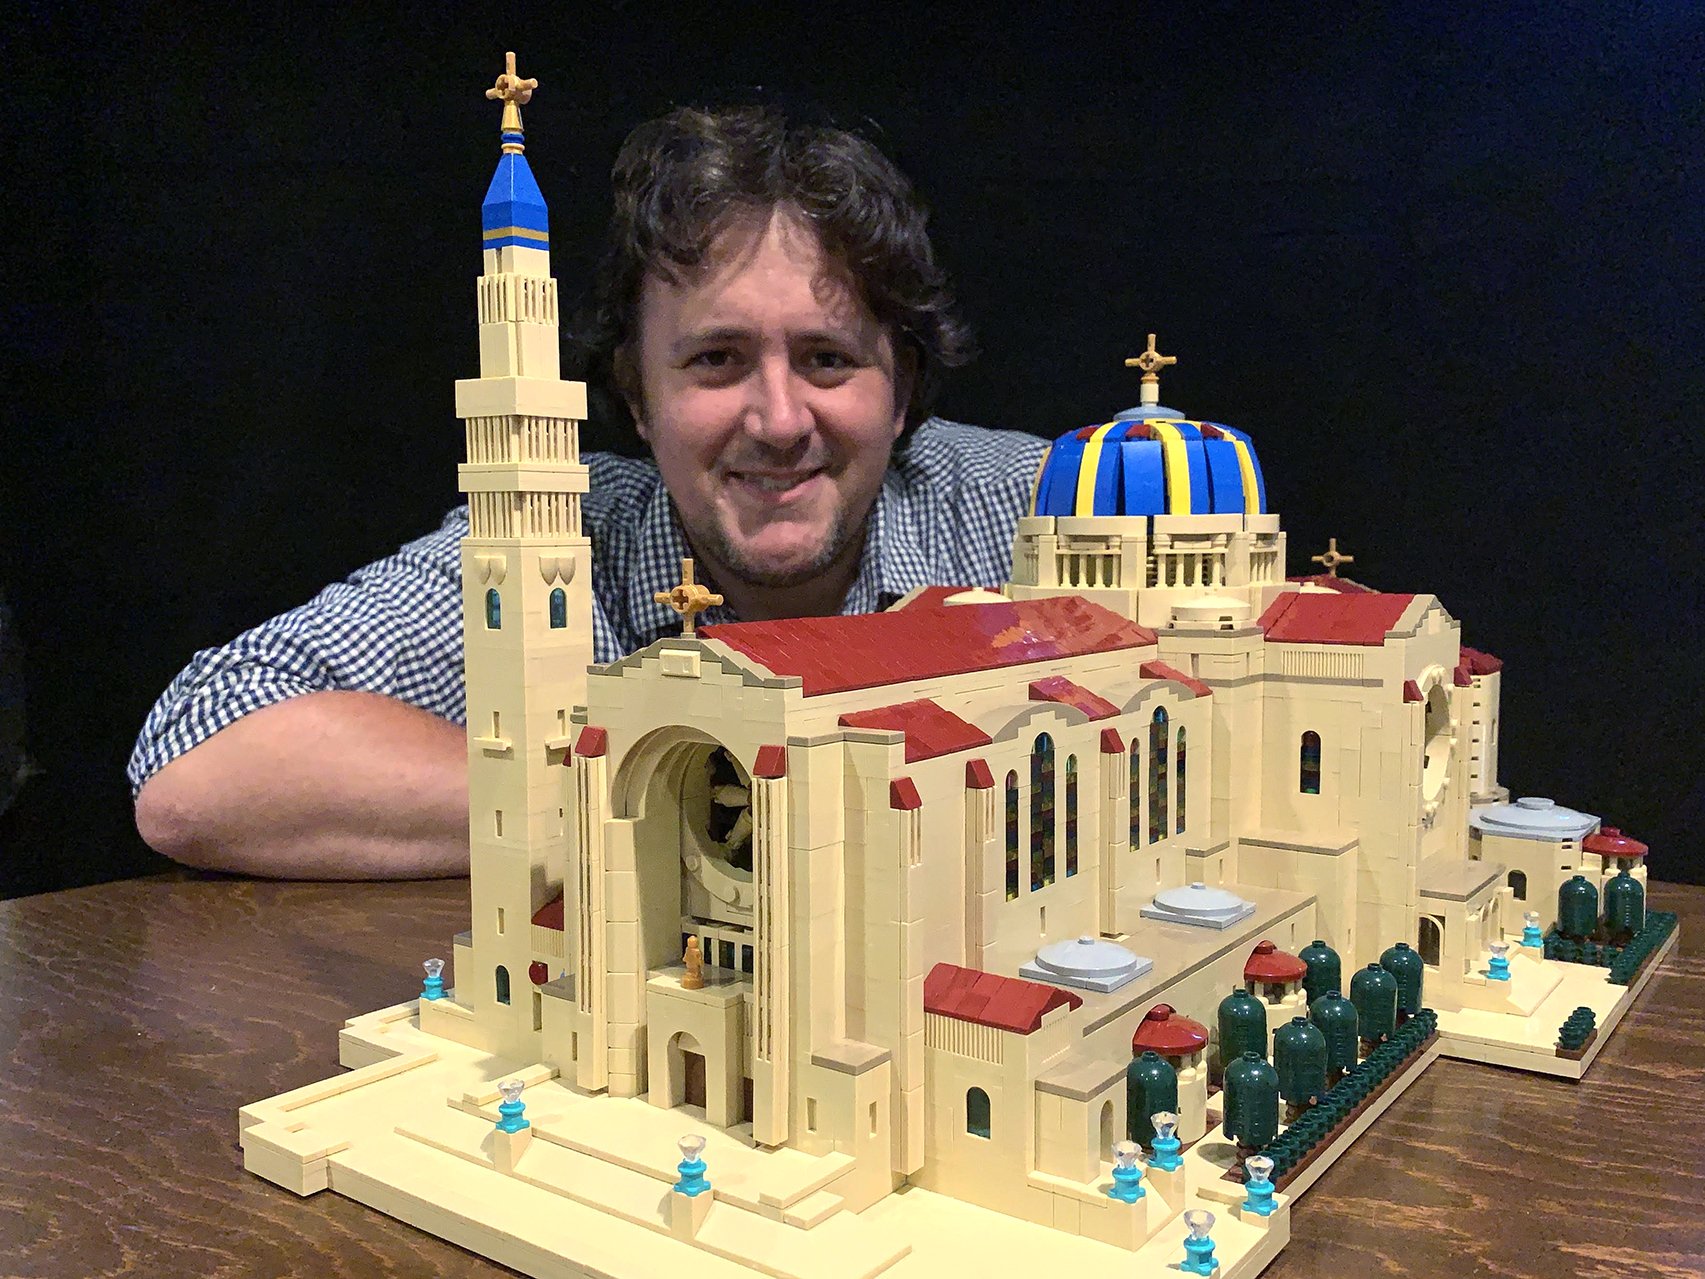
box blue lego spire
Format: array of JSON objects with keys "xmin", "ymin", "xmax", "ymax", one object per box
[{"xmin": 481, "ymin": 52, "xmax": 549, "ymax": 253}]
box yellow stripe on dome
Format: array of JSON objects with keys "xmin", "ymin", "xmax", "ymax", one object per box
[
  {"xmin": 1149, "ymin": 420, "xmax": 1193, "ymax": 514},
  {"xmin": 1074, "ymin": 422, "xmax": 1120, "ymax": 516},
  {"xmin": 1230, "ymin": 436, "xmax": 1261, "ymax": 515}
]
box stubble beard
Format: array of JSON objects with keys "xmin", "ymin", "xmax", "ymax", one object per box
[{"xmin": 695, "ymin": 502, "xmax": 857, "ymax": 592}]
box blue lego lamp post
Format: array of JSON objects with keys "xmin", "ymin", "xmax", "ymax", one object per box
[
  {"xmin": 1181, "ymin": 1208, "xmax": 1220, "ymax": 1274},
  {"xmin": 496, "ymin": 1079, "xmax": 529, "ymax": 1133},
  {"xmin": 1521, "ymin": 911, "xmax": 1544, "ymax": 949},
  {"xmin": 1242, "ymin": 1154, "xmax": 1277, "ymax": 1217},
  {"xmin": 1149, "ymin": 1111, "xmax": 1184, "ymax": 1171},
  {"xmin": 1107, "ymin": 1140, "xmax": 1146, "ymax": 1202},
  {"xmin": 674, "ymin": 1134, "xmax": 711, "ymax": 1197},
  {"xmin": 1488, "ymin": 940, "xmax": 1512, "ymax": 982},
  {"xmin": 421, "ymin": 957, "xmax": 446, "ymax": 1001}
]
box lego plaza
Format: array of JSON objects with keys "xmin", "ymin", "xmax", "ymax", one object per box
[{"xmin": 239, "ymin": 57, "xmax": 1679, "ymax": 1279}]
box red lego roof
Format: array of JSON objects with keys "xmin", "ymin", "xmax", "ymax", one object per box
[
  {"xmin": 1130, "ymin": 1003, "xmax": 1210, "ymax": 1056},
  {"xmin": 1244, "ymin": 940, "xmax": 1307, "ymax": 984},
  {"xmin": 1140, "ymin": 660, "xmax": 1213, "ymax": 698},
  {"xmin": 1460, "ymin": 645, "xmax": 1504, "ymax": 675},
  {"xmin": 1583, "ymin": 827, "xmax": 1649, "ymax": 859},
  {"xmin": 1100, "ymin": 727, "xmax": 1125, "ymax": 754},
  {"xmin": 1259, "ymin": 590, "xmax": 1416, "ymax": 645},
  {"xmin": 703, "ymin": 597, "xmax": 1156, "ymax": 696},
  {"xmin": 839, "ymin": 699, "xmax": 994, "ymax": 763},
  {"xmin": 1286, "ymin": 574, "xmax": 1376, "ymax": 594},
  {"xmin": 890, "ymin": 778, "xmax": 922, "ymax": 810},
  {"xmin": 1029, "ymin": 675, "xmax": 1119, "ymax": 720},
  {"xmin": 575, "ymin": 726, "xmax": 608, "ymax": 757},
  {"xmin": 966, "ymin": 758, "xmax": 995, "ymax": 789},
  {"xmin": 533, "ymin": 893, "xmax": 565, "ymax": 931},
  {"xmin": 753, "ymin": 744, "xmax": 787, "ymax": 778},
  {"xmin": 924, "ymin": 962, "xmax": 1082, "ymax": 1035}
]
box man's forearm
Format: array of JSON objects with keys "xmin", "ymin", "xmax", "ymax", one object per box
[{"xmin": 135, "ymin": 691, "xmax": 470, "ymax": 879}]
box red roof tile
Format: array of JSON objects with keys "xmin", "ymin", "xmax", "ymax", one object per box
[
  {"xmin": 1285, "ymin": 574, "xmax": 1376, "ymax": 594},
  {"xmin": 575, "ymin": 726, "xmax": 608, "ymax": 757},
  {"xmin": 1259, "ymin": 591, "xmax": 1415, "ymax": 646},
  {"xmin": 702, "ymin": 597, "xmax": 1156, "ymax": 697},
  {"xmin": 1100, "ymin": 727, "xmax": 1125, "ymax": 754},
  {"xmin": 753, "ymin": 744, "xmax": 787, "ymax": 778},
  {"xmin": 924, "ymin": 962, "xmax": 1082, "ymax": 1035},
  {"xmin": 966, "ymin": 758, "xmax": 995, "ymax": 789},
  {"xmin": 1404, "ymin": 679, "xmax": 1423, "ymax": 703},
  {"xmin": 840, "ymin": 699, "xmax": 994, "ymax": 763},
  {"xmin": 533, "ymin": 893, "xmax": 565, "ymax": 931},
  {"xmin": 1460, "ymin": 645, "xmax": 1504, "ymax": 675},
  {"xmin": 1140, "ymin": 660, "xmax": 1213, "ymax": 698},
  {"xmin": 1583, "ymin": 827, "xmax": 1649, "ymax": 859},
  {"xmin": 890, "ymin": 778, "xmax": 922, "ymax": 811},
  {"xmin": 1029, "ymin": 675, "xmax": 1120, "ymax": 720},
  {"xmin": 1130, "ymin": 1003, "xmax": 1210, "ymax": 1056},
  {"xmin": 1244, "ymin": 940, "xmax": 1307, "ymax": 984}
]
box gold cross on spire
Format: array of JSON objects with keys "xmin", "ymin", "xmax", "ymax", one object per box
[
  {"xmin": 1311, "ymin": 538, "xmax": 1356, "ymax": 578},
  {"xmin": 485, "ymin": 51, "xmax": 537, "ymax": 150},
  {"xmin": 1123, "ymin": 334, "xmax": 1177, "ymax": 408},
  {"xmin": 655, "ymin": 559, "xmax": 724, "ymax": 636}
]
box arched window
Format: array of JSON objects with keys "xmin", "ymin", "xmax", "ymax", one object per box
[
  {"xmin": 1031, "ymin": 733, "xmax": 1056, "ymax": 890},
  {"xmin": 1417, "ymin": 917, "xmax": 1442, "ymax": 967},
  {"xmin": 1005, "ymin": 771, "xmax": 1020, "ymax": 900},
  {"xmin": 966, "ymin": 1087, "xmax": 991, "ymax": 1139},
  {"xmin": 1300, "ymin": 731, "xmax": 1321, "ymax": 794},
  {"xmin": 1064, "ymin": 755, "xmax": 1079, "ymax": 877},
  {"xmin": 485, "ymin": 588, "xmax": 502, "ymax": 629},
  {"xmin": 1129, "ymin": 743, "xmax": 1142, "ymax": 849},
  {"xmin": 495, "ymin": 965, "xmax": 512, "ymax": 1005},
  {"xmin": 1148, "ymin": 708, "xmax": 1169, "ymax": 844},
  {"xmin": 1508, "ymin": 869, "xmax": 1528, "ymax": 901},
  {"xmin": 549, "ymin": 586, "xmax": 567, "ymax": 628},
  {"xmin": 1175, "ymin": 728, "xmax": 1187, "ymax": 835}
]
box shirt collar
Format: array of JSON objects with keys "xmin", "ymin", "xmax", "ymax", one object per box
[{"xmin": 623, "ymin": 467, "xmax": 925, "ymax": 646}]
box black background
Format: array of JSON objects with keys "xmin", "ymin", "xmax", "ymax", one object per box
[{"xmin": 4, "ymin": 2, "xmax": 1701, "ymax": 898}]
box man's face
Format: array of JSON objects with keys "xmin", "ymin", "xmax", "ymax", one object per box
[{"xmin": 627, "ymin": 208, "xmax": 908, "ymax": 592}]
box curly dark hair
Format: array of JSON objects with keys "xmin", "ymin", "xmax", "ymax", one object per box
[{"xmin": 568, "ymin": 104, "xmax": 975, "ymax": 440}]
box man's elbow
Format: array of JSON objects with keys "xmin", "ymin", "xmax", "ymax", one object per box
[{"xmin": 134, "ymin": 764, "xmax": 225, "ymax": 871}]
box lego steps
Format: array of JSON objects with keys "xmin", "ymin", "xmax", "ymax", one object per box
[{"xmin": 394, "ymin": 1100, "xmax": 910, "ymax": 1279}]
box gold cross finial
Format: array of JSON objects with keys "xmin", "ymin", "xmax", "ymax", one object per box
[
  {"xmin": 1123, "ymin": 334, "xmax": 1177, "ymax": 408},
  {"xmin": 655, "ymin": 559, "xmax": 724, "ymax": 636},
  {"xmin": 485, "ymin": 51, "xmax": 537, "ymax": 150},
  {"xmin": 1311, "ymin": 538, "xmax": 1356, "ymax": 578},
  {"xmin": 1123, "ymin": 333, "xmax": 1177, "ymax": 383}
]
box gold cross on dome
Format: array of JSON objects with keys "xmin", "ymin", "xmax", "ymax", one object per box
[
  {"xmin": 485, "ymin": 52, "xmax": 537, "ymax": 147},
  {"xmin": 1311, "ymin": 538, "xmax": 1356, "ymax": 577},
  {"xmin": 655, "ymin": 559, "xmax": 724, "ymax": 636},
  {"xmin": 1123, "ymin": 333, "xmax": 1178, "ymax": 386}
]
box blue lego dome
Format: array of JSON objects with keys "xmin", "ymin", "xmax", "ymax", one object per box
[{"xmin": 1031, "ymin": 416, "xmax": 1268, "ymax": 518}]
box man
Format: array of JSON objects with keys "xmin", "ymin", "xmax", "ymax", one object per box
[{"xmin": 130, "ymin": 105, "xmax": 1049, "ymax": 879}]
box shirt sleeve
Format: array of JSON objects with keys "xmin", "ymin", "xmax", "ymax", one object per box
[{"xmin": 126, "ymin": 508, "xmax": 470, "ymax": 796}]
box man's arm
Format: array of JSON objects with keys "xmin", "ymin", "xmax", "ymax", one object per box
[
  {"xmin": 135, "ymin": 690, "xmax": 469, "ymax": 879},
  {"xmin": 129, "ymin": 511, "xmax": 472, "ymax": 878}
]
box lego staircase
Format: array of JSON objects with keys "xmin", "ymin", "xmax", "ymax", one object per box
[{"xmin": 241, "ymin": 1003, "xmax": 909, "ymax": 1279}]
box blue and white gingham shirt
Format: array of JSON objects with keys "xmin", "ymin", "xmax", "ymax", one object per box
[{"xmin": 128, "ymin": 419, "xmax": 1049, "ymax": 794}]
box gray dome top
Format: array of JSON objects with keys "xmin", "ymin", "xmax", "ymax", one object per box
[{"xmin": 1470, "ymin": 796, "xmax": 1599, "ymax": 842}]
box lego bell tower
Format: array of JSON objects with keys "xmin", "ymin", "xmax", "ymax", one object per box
[{"xmin": 452, "ymin": 53, "xmax": 592, "ymax": 1055}]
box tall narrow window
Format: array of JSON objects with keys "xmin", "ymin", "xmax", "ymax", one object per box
[
  {"xmin": 1129, "ymin": 744, "xmax": 1142, "ymax": 848},
  {"xmin": 485, "ymin": 588, "xmax": 502, "ymax": 629},
  {"xmin": 1300, "ymin": 731, "xmax": 1322, "ymax": 794},
  {"xmin": 1064, "ymin": 755, "xmax": 1079, "ymax": 877},
  {"xmin": 966, "ymin": 1087, "xmax": 991, "ymax": 1139},
  {"xmin": 1148, "ymin": 708, "xmax": 1169, "ymax": 843},
  {"xmin": 1005, "ymin": 771, "xmax": 1020, "ymax": 900},
  {"xmin": 1175, "ymin": 728, "xmax": 1187, "ymax": 835},
  {"xmin": 549, "ymin": 586, "xmax": 567, "ymax": 628},
  {"xmin": 1031, "ymin": 733, "xmax": 1056, "ymax": 891},
  {"xmin": 495, "ymin": 965, "xmax": 511, "ymax": 1005}
]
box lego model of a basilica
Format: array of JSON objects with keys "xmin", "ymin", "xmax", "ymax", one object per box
[{"xmin": 243, "ymin": 60, "xmax": 1671, "ymax": 1279}]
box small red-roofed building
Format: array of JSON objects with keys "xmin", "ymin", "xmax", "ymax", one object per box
[
  {"xmin": 1130, "ymin": 1004, "xmax": 1212, "ymax": 1142},
  {"xmin": 1244, "ymin": 940, "xmax": 1309, "ymax": 1042}
]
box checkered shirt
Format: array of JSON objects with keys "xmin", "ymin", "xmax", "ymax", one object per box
[{"xmin": 128, "ymin": 419, "xmax": 1049, "ymax": 795}]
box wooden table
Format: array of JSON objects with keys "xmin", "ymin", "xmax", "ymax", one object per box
[{"xmin": 3, "ymin": 876, "xmax": 1701, "ymax": 1278}]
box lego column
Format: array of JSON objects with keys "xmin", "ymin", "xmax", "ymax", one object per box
[
  {"xmin": 751, "ymin": 770, "xmax": 791, "ymax": 1145},
  {"xmin": 455, "ymin": 57, "xmax": 596, "ymax": 1061}
]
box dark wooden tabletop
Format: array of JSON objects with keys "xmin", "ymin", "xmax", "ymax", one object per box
[{"xmin": 3, "ymin": 875, "xmax": 1701, "ymax": 1279}]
